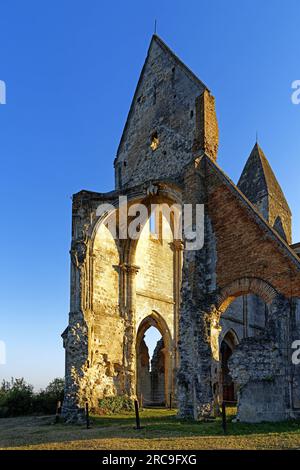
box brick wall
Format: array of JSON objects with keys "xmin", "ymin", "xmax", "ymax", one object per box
[{"xmin": 207, "ymin": 166, "xmax": 300, "ymax": 298}]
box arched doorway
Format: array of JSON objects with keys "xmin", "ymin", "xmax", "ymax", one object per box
[
  {"xmin": 214, "ymin": 278, "xmax": 275, "ymax": 407},
  {"xmin": 136, "ymin": 313, "xmax": 172, "ymax": 406},
  {"xmin": 217, "ymin": 292, "xmax": 268, "ymax": 407}
]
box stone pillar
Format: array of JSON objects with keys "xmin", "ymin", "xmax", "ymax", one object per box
[
  {"xmin": 177, "ymin": 250, "xmax": 214, "ymax": 419},
  {"xmin": 209, "ymin": 308, "xmax": 222, "ymax": 415},
  {"xmin": 268, "ymin": 294, "xmax": 292, "ymax": 414},
  {"xmin": 118, "ymin": 262, "xmax": 127, "ymax": 316},
  {"xmin": 123, "ymin": 264, "xmax": 140, "ymax": 397},
  {"xmin": 171, "ymin": 240, "xmax": 184, "ymax": 396},
  {"xmin": 62, "ymin": 235, "xmax": 90, "ymax": 422},
  {"xmin": 193, "ymin": 308, "xmax": 215, "ymax": 419},
  {"xmin": 177, "ymin": 156, "xmax": 216, "ymax": 420}
]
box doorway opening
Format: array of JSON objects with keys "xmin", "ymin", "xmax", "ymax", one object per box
[
  {"xmin": 220, "ymin": 331, "xmax": 237, "ymax": 403},
  {"xmin": 136, "ymin": 314, "xmax": 171, "ymax": 406},
  {"xmin": 218, "ymin": 291, "xmax": 268, "ymax": 404}
]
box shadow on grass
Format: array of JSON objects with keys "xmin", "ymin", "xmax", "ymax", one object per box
[
  {"xmin": 0, "ymin": 408, "xmax": 300, "ymax": 448},
  {"xmin": 90, "ymin": 407, "xmax": 300, "ymax": 438}
]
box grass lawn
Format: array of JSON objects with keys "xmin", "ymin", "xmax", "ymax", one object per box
[{"xmin": 0, "ymin": 408, "xmax": 300, "ymax": 450}]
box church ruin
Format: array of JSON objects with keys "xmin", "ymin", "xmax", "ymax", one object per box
[{"xmin": 62, "ymin": 35, "xmax": 300, "ymax": 423}]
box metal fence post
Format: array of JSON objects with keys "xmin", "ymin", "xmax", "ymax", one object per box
[
  {"xmin": 221, "ymin": 402, "xmax": 227, "ymax": 434},
  {"xmin": 134, "ymin": 399, "xmax": 141, "ymax": 429},
  {"xmin": 85, "ymin": 402, "xmax": 90, "ymax": 429}
]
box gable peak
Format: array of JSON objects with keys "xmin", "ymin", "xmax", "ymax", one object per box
[
  {"xmin": 249, "ymin": 141, "xmax": 267, "ymax": 162},
  {"xmin": 237, "ymin": 141, "xmax": 291, "ymax": 243},
  {"xmin": 148, "ymin": 34, "xmax": 209, "ymax": 91}
]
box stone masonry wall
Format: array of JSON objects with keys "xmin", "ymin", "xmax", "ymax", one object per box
[
  {"xmin": 228, "ymin": 295, "xmax": 291, "ymax": 422},
  {"xmin": 135, "ymin": 214, "xmax": 174, "ymax": 337},
  {"xmin": 229, "ymin": 337, "xmax": 287, "ymax": 422},
  {"xmin": 115, "ymin": 36, "xmax": 218, "ymax": 189},
  {"xmin": 194, "ymin": 90, "xmax": 218, "ymax": 160},
  {"xmin": 177, "ymin": 159, "xmax": 217, "ymax": 419}
]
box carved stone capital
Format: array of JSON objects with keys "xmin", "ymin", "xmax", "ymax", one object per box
[
  {"xmin": 117, "ymin": 263, "xmax": 140, "ymax": 275},
  {"xmin": 145, "ymin": 181, "xmax": 159, "ymax": 196},
  {"xmin": 126, "ymin": 264, "xmax": 140, "ymax": 275},
  {"xmin": 118, "ymin": 263, "xmax": 128, "ymax": 272}
]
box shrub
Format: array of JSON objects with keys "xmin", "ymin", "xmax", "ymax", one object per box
[
  {"xmin": 0, "ymin": 377, "xmax": 65, "ymax": 417},
  {"xmin": 98, "ymin": 395, "xmax": 134, "ymax": 414},
  {"xmin": 32, "ymin": 378, "xmax": 64, "ymax": 415},
  {"xmin": 0, "ymin": 378, "xmax": 33, "ymax": 417},
  {"xmin": 44, "ymin": 377, "xmax": 65, "ymax": 399}
]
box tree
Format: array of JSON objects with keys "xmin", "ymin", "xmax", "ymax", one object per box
[
  {"xmin": 0, "ymin": 378, "xmax": 33, "ymax": 417},
  {"xmin": 45, "ymin": 378, "xmax": 64, "ymax": 401}
]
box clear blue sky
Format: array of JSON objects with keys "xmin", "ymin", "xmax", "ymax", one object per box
[{"xmin": 0, "ymin": 0, "xmax": 299, "ymax": 390}]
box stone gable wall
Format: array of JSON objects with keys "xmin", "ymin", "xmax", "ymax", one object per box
[{"xmin": 115, "ymin": 39, "xmax": 218, "ymax": 189}]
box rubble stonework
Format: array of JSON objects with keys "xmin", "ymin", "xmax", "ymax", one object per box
[
  {"xmin": 62, "ymin": 35, "xmax": 300, "ymax": 422},
  {"xmin": 228, "ymin": 295, "xmax": 290, "ymax": 422}
]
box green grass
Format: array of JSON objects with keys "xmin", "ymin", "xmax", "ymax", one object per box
[{"xmin": 0, "ymin": 408, "xmax": 300, "ymax": 450}]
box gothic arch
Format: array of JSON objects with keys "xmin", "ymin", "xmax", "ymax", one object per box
[
  {"xmin": 91, "ymin": 214, "xmax": 121, "ymax": 317},
  {"xmin": 88, "ymin": 186, "xmax": 182, "ymax": 267},
  {"xmin": 127, "ymin": 193, "xmax": 181, "ymax": 267},
  {"xmin": 217, "ymin": 277, "xmax": 278, "ymax": 314},
  {"xmin": 220, "ymin": 329, "xmax": 239, "ymax": 403},
  {"xmin": 136, "ymin": 310, "xmax": 172, "ymax": 351},
  {"xmin": 90, "ymin": 206, "xmax": 121, "ymax": 256},
  {"xmin": 219, "ymin": 327, "xmax": 240, "ymax": 348},
  {"xmin": 136, "ymin": 311, "xmax": 172, "ymax": 405}
]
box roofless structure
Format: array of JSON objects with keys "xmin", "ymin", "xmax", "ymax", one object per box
[{"xmin": 62, "ymin": 35, "xmax": 300, "ymax": 423}]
